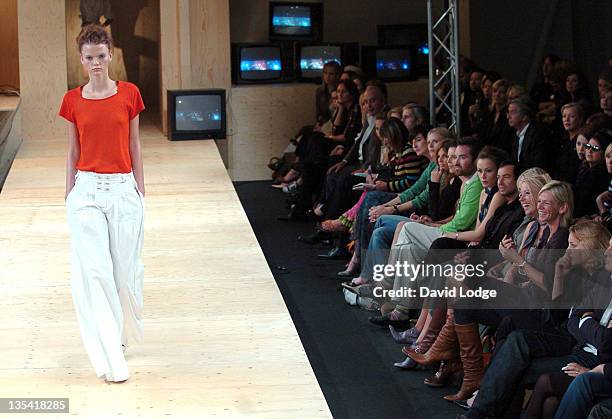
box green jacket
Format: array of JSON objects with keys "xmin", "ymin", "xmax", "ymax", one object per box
[
  {"xmin": 398, "ymin": 161, "xmax": 437, "ymax": 205},
  {"xmin": 439, "ymin": 172, "xmax": 483, "ymax": 234}
]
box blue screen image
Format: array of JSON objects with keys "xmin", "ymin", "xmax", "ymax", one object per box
[
  {"xmin": 240, "ymin": 46, "xmax": 283, "ymax": 80},
  {"xmin": 175, "ymin": 95, "xmax": 222, "ymax": 131},
  {"xmin": 240, "ymin": 60, "xmax": 282, "ymax": 71},
  {"xmin": 375, "ymin": 49, "xmax": 412, "ymax": 78},
  {"xmin": 272, "ymin": 5, "xmax": 311, "ymax": 36},
  {"xmin": 299, "ymin": 45, "xmax": 341, "ymax": 78}
]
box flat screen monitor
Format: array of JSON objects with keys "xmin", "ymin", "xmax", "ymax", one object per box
[
  {"xmin": 168, "ymin": 89, "xmax": 226, "ymax": 140},
  {"xmin": 269, "ymin": 2, "xmax": 323, "ymax": 41},
  {"xmin": 299, "ymin": 45, "xmax": 341, "ymax": 78}
]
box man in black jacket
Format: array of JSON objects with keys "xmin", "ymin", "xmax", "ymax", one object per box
[
  {"xmin": 459, "ymin": 236, "xmax": 612, "ymax": 419},
  {"xmin": 508, "ymin": 96, "xmax": 553, "ymax": 174}
]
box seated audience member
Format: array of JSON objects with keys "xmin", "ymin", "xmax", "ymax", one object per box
[
  {"xmin": 553, "ymin": 102, "xmax": 587, "ymax": 184},
  {"xmin": 315, "ymin": 83, "xmax": 386, "ymax": 220},
  {"xmin": 601, "ymin": 87, "xmax": 612, "ymax": 117},
  {"xmin": 447, "ymin": 181, "xmax": 572, "ymax": 401},
  {"xmin": 596, "ymin": 143, "xmax": 612, "ymax": 221},
  {"xmin": 347, "ymin": 140, "xmax": 461, "ymax": 283},
  {"xmin": 371, "ymin": 138, "xmax": 484, "ymax": 316},
  {"xmin": 468, "ymin": 71, "xmax": 500, "ymax": 130},
  {"xmin": 598, "ymin": 69, "xmax": 612, "ymax": 101},
  {"xmin": 508, "ymin": 84, "xmax": 528, "ymax": 102},
  {"xmin": 508, "ymin": 96, "xmax": 552, "ymax": 173},
  {"xmin": 387, "ymin": 106, "xmax": 402, "ymax": 120},
  {"xmin": 531, "ymin": 54, "xmax": 561, "ymax": 106},
  {"xmin": 574, "ymin": 130, "xmax": 612, "ymax": 218},
  {"xmin": 461, "ymin": 68, "xmax": 485, "ymax": 135},
  {"xmin": 321, "ymin": 116, "xmax": 424, "ymax": 233},
  {"xmin": 554, "ymin": 363, "xmax": 612, "ymax": 419},
  {"xmin": 315, "ymin": 61, "xmax": 341, "ymax": 126},
  {"xmin": 405, "ymin": 167, "xmax": 546, "ymax": 388},
  {"xmin": 523, "ymin": 220, "xmax": 611, "ymax": 418},
  {"xmin": 401, "ymin": 103, "xmax": 428, "ymax": 135},
  {"xmin": 475, "ymin": 79, "xmax": 515, "ymax": 154},
  {"xmin": 288, "ymin": 79, "xmax": 362, "ymax": 219},
  {"xmin": 338, "ymin": 126, "xmax": 442, "ymax": 275},
  {"xmin": 460, "ymin": 231, "xmax": 612, "ymax": 419},
  {"xmin": 566, "ymin": 70, "xmax": 594, "ymax": 115}
]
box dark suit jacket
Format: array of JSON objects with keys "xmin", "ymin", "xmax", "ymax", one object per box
[
  {"xmin": 344, "ymin": 118, "xmax": 380, "ymax": 170},
  {"xmin": 511, "ymin": 123, "xmax": 552, "ymax": 173},
  {"xmin": 567, "ymin": 269, "xmax": 612, "ymax": 363}
]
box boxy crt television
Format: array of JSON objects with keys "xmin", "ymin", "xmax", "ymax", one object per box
[
  {"xmin": 167, "ymin": 89, "xmax": 226, "ymax": 140},
  {"xmin": 361, "ymin": 46, "xmax": 416, "ymax": 82},
  {"xmin": 232, "ymin": 43, "xmax": 293, "ymax": 84},
  {"xmin": 296, "ymin": 43, "xmax": 359, "ymax": 81},
  {"xmin": 269, "ymin": 2, "xmax": 323, "ymax": 41}
]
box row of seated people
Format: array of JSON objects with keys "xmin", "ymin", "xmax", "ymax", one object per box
[{"xmin": 271, "ymin": 59, "xmax": 612, "ymax": 417}]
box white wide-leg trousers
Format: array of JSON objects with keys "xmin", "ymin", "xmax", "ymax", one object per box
[{"xmin": 66, "ymin": 171, "xmax": 144, "ymax": 381}]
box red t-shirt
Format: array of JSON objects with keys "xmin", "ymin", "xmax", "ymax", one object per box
[{"xmin": 59, "ymin": 80, "xmax": 145, "ymax": 173}]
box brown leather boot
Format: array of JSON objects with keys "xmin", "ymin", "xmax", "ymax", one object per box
[
  {"xmin": 423, "ymin": 358, "xmax": 462, "ymax": 387},
  {"xmin": 404, "ymin": 312, "xmax": 458, "ymax": 365},
  {"xmin": 401, "ymin": 326, "xmax": 440, "ymax": 357},
  {"xmin": 443, "ymin": 323, "xmax": 483, "ymax": 402}
]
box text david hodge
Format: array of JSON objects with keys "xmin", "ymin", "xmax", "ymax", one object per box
[{"xmin": 373, "ymin": 286, "xmax": 497, "ymax": 300}]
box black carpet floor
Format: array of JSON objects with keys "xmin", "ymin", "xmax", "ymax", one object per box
[{"xmin": 235, "ymin": 180, "xmax": 463, "ymax": 419}]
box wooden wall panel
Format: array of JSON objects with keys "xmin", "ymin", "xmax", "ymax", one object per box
[
  {"xmin": 229, "ymin": 84, "xmax": 314, "ymax": 181},
  {"xmin": 228, "ymin": 80, "xmax": 429, "ymax": 181},
  {"xmin": 18, "ymin": 0, "xmax": 67, "ymax": 141},
  {"xmin": 189, "ymin": 0, "xmax": 231, "ymax": 91},
  {"xmin": 0, "ymin": 0, "xmax": 20, "ymax": 89}
]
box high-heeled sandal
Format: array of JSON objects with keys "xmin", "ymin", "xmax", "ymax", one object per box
[{"xmin": 320, "ymin": 219, "xmax": 348, "ymax": 232}]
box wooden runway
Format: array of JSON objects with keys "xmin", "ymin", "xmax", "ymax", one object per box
[{"xmin": 0, "ymin": 117, "xmax": 331, "ymax": 418}]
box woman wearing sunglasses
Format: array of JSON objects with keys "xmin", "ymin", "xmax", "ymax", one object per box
[{"xmin": 573, "ymin": 130, "xmax": 612, "ymax": 218}]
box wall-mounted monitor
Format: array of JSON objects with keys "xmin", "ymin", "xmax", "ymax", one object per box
[
  {"xmin": 269, "ymin": 2, "xmax": 323, "ymax": 42},
  {"xmin": 296, "ymin": 42, "xmax": 359, "ymax": 82},
  {"xmin": 378, "ymin": 24, "xmax": 429, "ymax": 76},
  {"xmin": 231, "ymin": 43, "xmax": 294, "ymax": 84},
  {"xmin": 361, "ymin": 46, "xmax": 416, "ymax": 82},
  {"xmin": 167, "ymin": 89, "xmax": 226, "ymax": 140}
]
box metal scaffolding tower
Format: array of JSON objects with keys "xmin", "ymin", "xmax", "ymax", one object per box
[{"xmin": 427, "ymin": 0, "xmax": 461, "ymax": 135}]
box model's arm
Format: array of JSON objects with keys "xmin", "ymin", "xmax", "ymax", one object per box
[
  {"xmin": 65, "ymin": 121, "xmax": 80, "ymax": 200},
  {"xmin": 129, "ymin": 115, "xmax": 145, "ymax": 196}
]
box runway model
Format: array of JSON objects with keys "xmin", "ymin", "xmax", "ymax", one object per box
[{"xmin": 59, "ymin": 24, "xmax": 145, "ymax": 383}]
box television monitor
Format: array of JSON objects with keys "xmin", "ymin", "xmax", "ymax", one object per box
[
  {"xmin": 269, "ymin": 2, "xmax": 323, "ymax": 41},
  {"xmin": 361, "ymin": 46, "xmax": 416, "ymax": 82},
  {"xmin": 378, "ymin": 24, "xmax": 429, "ymax": 76},
  {"xmin": 167, "ymin": 89, "xmax": 226, "ymax": 140},
  {"xmin": 296, "ymin": 42, "xmax": 359, "ymax": 82},
  {"xmin": 231, "ymin": 43, "xmax": 294, "ymax": 84}
]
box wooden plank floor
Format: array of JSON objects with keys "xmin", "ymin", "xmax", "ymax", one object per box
[{"xmin": 0, "ymin": 119, "xmax": 331, "ymax": 418}]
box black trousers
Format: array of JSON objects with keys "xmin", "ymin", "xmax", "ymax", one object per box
[{"xmin": 470, "ymin": 328, "xmax": 598, "ymax": 418}]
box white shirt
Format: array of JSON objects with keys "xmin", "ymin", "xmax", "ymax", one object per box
[
  {"xmin": 358, "ymin": 115, "xmax": 376, "ymax": 162},
  {"xmin": 516, "ymin": 123, "xmax": 530, "ymax": 162}
]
